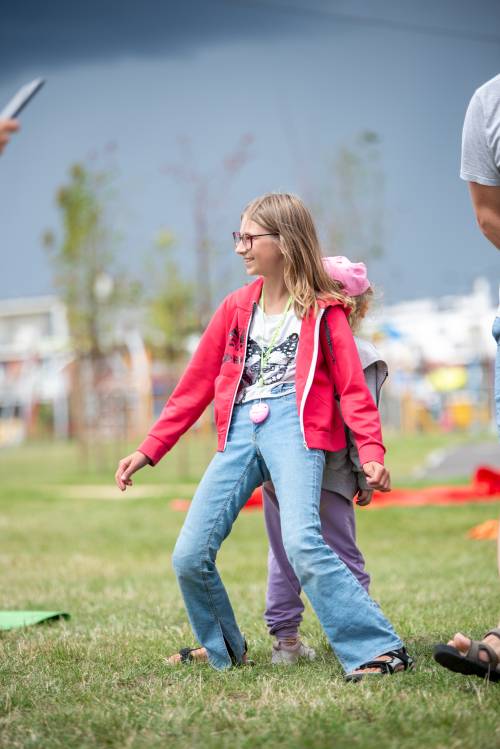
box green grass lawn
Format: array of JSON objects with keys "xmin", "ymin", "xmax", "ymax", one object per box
[{"xmin": 1, "ymin": 436, "xmax": 500, "ymax": 749}]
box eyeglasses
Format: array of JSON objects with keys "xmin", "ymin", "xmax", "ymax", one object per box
[{"xmin": 232, "ymin": 231, "xmax": 279, "ymax": 250}]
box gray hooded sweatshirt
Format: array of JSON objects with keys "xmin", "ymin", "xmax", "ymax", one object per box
[{"xmin": 322, "ymin": 337, "xmax": 388, "ymax": 500}]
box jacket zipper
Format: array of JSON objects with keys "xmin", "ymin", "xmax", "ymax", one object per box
[
  {"xmin": 222, "ymin": 302, "xmax": 257, "ymax": 451},
  {"xmin": 299, "ymin": 308, "xmax": 325, "ymax": 449}
]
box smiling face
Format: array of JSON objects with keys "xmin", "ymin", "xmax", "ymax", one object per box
[
  {"xmin": 235, "ymin": 215, "xmax": 284, "ymax": 278},
  {"xmin": 235, "ymin": 192, "xmax": 352, "ymax": 320}
]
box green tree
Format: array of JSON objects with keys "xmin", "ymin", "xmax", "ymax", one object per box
[
  {"xmin": 43, "ymin": 163, "xmax": 137, "ymax": 357},
  {"xmin": 325, "ymin": 130, "xmax": 385, "ymax": 261},
  {"xmin": 162, "ymin": 133, "xmax": 254, "ymax": 326},
  {"xmin": 147, "ymin": 229, "xmax": 199, "ymax": 361},
  {"xmin": 295, "ymin": 130, "xmax": 385, "ymax": 263},
  {"xmin": 43, "ymin": 162, "xmax": 139, "ymax": 454}
]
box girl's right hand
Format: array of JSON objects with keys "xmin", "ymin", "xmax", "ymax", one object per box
[
  {"xmin": 115, "ymin": 451, "xmax": 150, "ymax": 491},
  {"xmin": 362, "ymin": 461, "xmax": 391, "ymax": 492}
]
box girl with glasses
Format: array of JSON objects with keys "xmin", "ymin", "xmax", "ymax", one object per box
[{"xmin": 114, "ymin": 192, "xmax": 413, "ymax": 681}]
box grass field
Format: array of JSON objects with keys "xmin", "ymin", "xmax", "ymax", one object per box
[{"xmin": 1, "ymin": 435, "xmax": 500, "ymax": 749}]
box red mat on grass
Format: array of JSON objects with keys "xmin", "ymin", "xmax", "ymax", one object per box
[
  {"xmin": 241, "ymin": 465, "xmax": 500, "ymax": 510},
  {"xmin": 169, "ymin": 466, "xmax": 500, "ymax": 512},
  {"xmin": 369, "ymin": 465, "xmax": 500, "ymax": 508}
]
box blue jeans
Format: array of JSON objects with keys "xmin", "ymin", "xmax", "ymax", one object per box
[
  {"xmin": 493, "ymin": 317, "xmax": 500, "ymax": 437},
  {"xmin": 172, "ymin": 394, "xmax": 403, "ymax": 672}
]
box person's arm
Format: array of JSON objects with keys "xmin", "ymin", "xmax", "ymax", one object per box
[
  {"xmin": 138, "ymin": 296, "xmax": 229, "ymax": 464},
  {"xmin": 346, "ymin": 362, "xmax": 379, "ymax": 503},
  {"xmin": 345, "ymin": 429, "xmax": 372, "ymax": 503},
  {"xmin": 115, "ymin": 296, "xmax": 230, "ymax": 490},
  {"xmin": 323, "ymin": 306, "xmax": 390, "ymax": 491},
  {"xmin": 461, "ymin": 86, "xmax": 500, "ymax": 248},
  {"xmin": 0, "ymin": 119, "xmax": 19, "ymax": 154},
  {"xmin": 468, "ymin": 182, "xmax": 500, "ymax": 250}
]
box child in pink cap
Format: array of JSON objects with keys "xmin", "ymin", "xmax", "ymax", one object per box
[
  {"xmin": 262, "ymin": 255, "xmax": 386, "ymax": 664},
  {"xmin": 322, "ymin": 256, "xmax": 371, "ymax": 297}
]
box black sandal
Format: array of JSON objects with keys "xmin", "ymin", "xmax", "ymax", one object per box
[
  {"xmin": 433, "ymin": 629, "xmax": 500, "ymax": 682},
  {"xmin": 179, "ymin": 646, "xmax": 205, "ymax": 663},
  {"xmin": 166, "ymin": 639, "xmax": 251, "ymax": 666},
  {"xmin": 345, "ymin": 647, "xmax": 414, "ymax": 682},
  {"xmin": 165, "ymin": 646, "xmax": 209, "ymax": 665}
]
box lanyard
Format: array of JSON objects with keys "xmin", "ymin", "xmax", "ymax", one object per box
[{"xmin": 258, "ymin": 291, "xmax": 293, "ymax": 387}]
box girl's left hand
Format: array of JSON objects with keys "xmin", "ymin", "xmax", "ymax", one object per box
[{"xmin": 362, "ymin": 462, "xmax": 391, "ymax": 492}]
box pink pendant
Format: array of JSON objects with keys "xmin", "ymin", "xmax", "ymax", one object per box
[{"xmin": 249, "ymin": 402, "xmax": 270, "ymax": 424}]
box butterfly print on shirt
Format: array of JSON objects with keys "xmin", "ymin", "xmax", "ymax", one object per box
[{"xmin": 240, "ymin": 333, "xmax": 299, "ymax": 388}]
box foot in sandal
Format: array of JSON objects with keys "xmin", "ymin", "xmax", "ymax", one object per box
[
  {"xmin": 434, "ymin": 628, "xmax": 500, "ymax": 682},
  {"xmin": 345, "ymin": 647, "xmax": 414, "ymax": 682},
  {"xmin": 165, "ymin": 646, "xmax": 210, "ymax": 665},
  {"xmin": 165, "ymin": 643, "xmax": 251, "ymax": 666}
]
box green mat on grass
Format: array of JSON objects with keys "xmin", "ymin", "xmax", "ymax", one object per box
[{"xmin": 0, "ymin": 611, "xmax": 70, "ymax": 630}]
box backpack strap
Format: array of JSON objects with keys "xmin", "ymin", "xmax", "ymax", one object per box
[{"xmin": 322, "ymin": 308, "xmax": 335, "ymax": 363}]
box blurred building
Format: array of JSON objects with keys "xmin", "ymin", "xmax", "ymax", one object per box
[
  {"xmin": 1, "ymin": 278, "xmax": 497, "ymax": 445},
  {"xmin": 0, "ymin": 295, "xmax": 152, "ymax": 447},
  {"xmin": 0, "ymin": 295, "xmax": 72, "ymax": 445},
  {"xmin": 363, "ymin": 278, "xmax": 497, "ymax": 432}
]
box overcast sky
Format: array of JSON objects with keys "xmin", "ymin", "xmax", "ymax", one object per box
[{"xmin": 1, "ymin": 0, "xmax": 499, "ymax": 305}]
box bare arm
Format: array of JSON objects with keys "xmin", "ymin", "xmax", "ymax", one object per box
[
  {"xmin": 468, "ymin": 182, "xmax": 500, "ymax": 250},
  {"xmin": 0, "ymin": 119, "xmax": 19, "ymax": 154}
]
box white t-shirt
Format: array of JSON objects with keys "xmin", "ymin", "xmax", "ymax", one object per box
[
  {"xmin": 236, "ymin": 305, "xmax": 301, "ymax": 404},
  {"xmin": 460, "ymin": 74, "xmax": 500, "ymax": 315}
]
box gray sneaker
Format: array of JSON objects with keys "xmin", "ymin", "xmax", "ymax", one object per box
[{"xmin": 271, "ymin": 639, "xmax": 316, "ymax": 665}]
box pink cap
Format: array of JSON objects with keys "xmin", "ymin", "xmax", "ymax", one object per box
[{"xmin": 322, "ymin": 255, "xmax": 371, "ymax": 297}]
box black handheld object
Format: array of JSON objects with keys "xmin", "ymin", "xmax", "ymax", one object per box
[{"xmin": 0, "ymin": 79, "xmax": 45, "ymax": 120}]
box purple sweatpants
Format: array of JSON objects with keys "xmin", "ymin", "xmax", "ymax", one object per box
[{"xmin": 263, "ymin": 481, "xmax": 371, "ymax": 639}]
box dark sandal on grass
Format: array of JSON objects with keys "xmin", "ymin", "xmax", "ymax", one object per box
[
  {"xmin": 166, "ymin": 639, "xmax": 251, "ymax": 666},
  {"xmin": 433, "ymin": 629, "xmax": 500, "ymax": 682},
  {"xmin": 345, "ymin": 647, "xmax": 414, "ymax": 683},
  {"xmin": 165, "ymin": 646, "xmax": 209, "ymax": 665}
]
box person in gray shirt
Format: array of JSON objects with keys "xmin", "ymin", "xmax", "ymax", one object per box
[{"xmin": 434, "ymin": 73, "xmax": 500, "ymax": 682}]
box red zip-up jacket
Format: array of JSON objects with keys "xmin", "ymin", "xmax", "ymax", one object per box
[{"xmin": 138, "ymin": 277, "xmax": 385, "ymax": 467}]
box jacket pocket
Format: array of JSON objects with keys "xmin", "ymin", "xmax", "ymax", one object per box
[{"xmin": 304, "ymin": 390, "xmax": 331, "ymax": 431}]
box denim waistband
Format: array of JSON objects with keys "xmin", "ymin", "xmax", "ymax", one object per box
[{"xmin": 235, "ymin": 392, "xmax": 296, "ymax": 408}]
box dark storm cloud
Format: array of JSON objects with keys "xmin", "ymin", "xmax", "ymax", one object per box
[{"xmin": 0, "ymin": 0, "xmax": 313, "ymax": 74}]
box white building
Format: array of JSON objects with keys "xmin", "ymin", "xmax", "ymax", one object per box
[
  {"xmin": 363, "ymin": 278, "xmax": 496, "ymax": 369},
  {"xmin": 362, "ymin": 278, "xmax": 497, "ymax": 431},
  {"xmin": 0, "ymin": 295, "xmax": 153, "ymax": 446},
  {"xmin": 0, "ymin": 295, "xmax": 72, "ymax": 444}
]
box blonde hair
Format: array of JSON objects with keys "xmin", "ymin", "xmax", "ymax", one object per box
[
  {"xmin": 243, "ymin": 193, "xmax": 353, "ymax": 319},
  {"xmin": 349, "ymin": 287, "xmax": 374, "ymax": 333}
]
